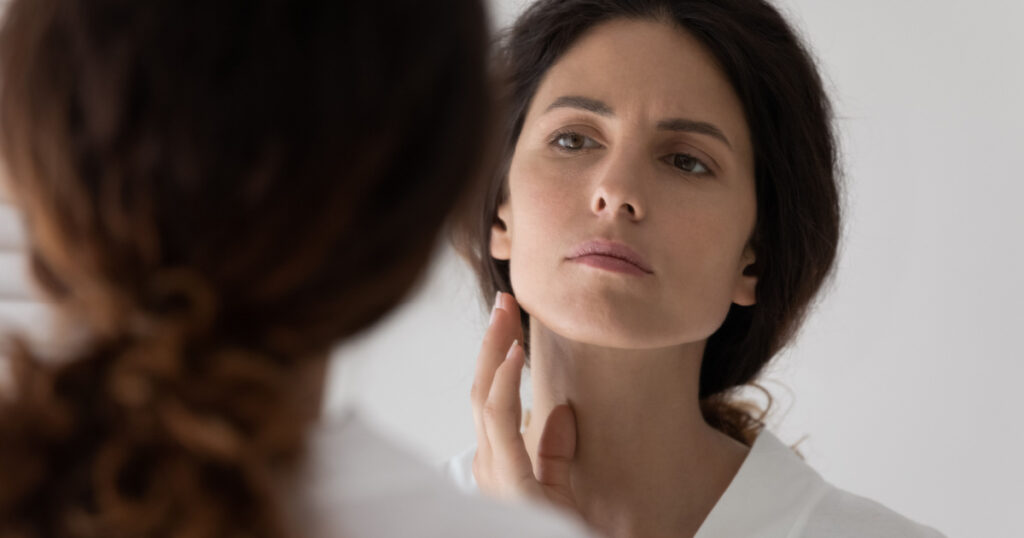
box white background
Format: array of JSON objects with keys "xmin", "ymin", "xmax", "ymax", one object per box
[{"xmin": 0, "ymin": 1, "xmax": 1020, "ymax": 537}]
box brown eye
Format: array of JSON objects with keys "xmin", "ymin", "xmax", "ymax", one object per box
[
  {"xmin": 556, "ymin": 132, "xmax": 587, "ymax": 150},
  {"xmin": 672, "ymin": 153, "xmax": 709, "ymax": 174}
]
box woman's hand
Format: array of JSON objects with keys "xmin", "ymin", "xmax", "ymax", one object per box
[{"xmin": 470, "ymin": 292, "xmax": 580, "ymax": 512}]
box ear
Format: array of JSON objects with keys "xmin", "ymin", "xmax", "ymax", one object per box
[
  {"xmin": 489, "ymin": 198, "xmax": 512, "ymax": 261},
  {"xmin": 731, "ymin": 243, "xmax": 758, "ymax": 306}
]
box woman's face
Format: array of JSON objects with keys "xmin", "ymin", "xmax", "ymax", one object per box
[{"xmin": 491, "ymin": 18, "xmax": 758, "ymax": 350}]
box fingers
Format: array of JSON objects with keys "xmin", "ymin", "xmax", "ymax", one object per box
[
  {"xmin": 500, "ymin": 292, "xmax": 525, "ymax": 346},
  {"xmin": 535, "ymin": 403, "xmax": 578, "ymax": 509},
  {"xmin": 477, "ymin": 340, "xmax": 537, "ymax": 498},
  {"xmin": 470, "ymin": 292, "xmax": 542, "ymax": 500},
  {"xmin": 470, "ymin": 293, "xmax": 517, "ymax": 450},
  {"xmin": 483, "ymin": 340, "xmax": 525, "ymax": 449},
  {"xmin": 470, "ymin": 293, "xmax": 524, "ymax": 439},
  {"xmin": 467, "ymin": 303, "xmax": 580, "ymax": 511},
  {"xmin": 471, "ymin": 294, "xmax": 516, "ymax": 406}
]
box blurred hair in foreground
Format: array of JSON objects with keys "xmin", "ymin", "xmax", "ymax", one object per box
[{"xmin": 0, "ymin": 0, "xmax": 494, "ymax": 536}]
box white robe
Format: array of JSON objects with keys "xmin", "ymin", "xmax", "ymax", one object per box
[
  {"xmin": 283, "ymin": 409, "xmax": 596, "ymax": 538},
  {"xmin": 442, "ymin": 428, "xmax": 946, "ymax": 537}
]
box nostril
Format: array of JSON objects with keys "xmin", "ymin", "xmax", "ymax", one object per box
[{"xmin": 624, "ymin": 203, "xmax": 635, "ymax": 215}]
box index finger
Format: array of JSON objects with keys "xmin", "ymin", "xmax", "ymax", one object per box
[
  {"xmin": 471, "ymin": 293, "xmax": 519, "ymax": 413},
  {"xmin": 498, "ymin": 292, "xmax": 525, "ymax": 347}
]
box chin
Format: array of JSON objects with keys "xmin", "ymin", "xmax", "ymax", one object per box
[
  {"xmin": 527, "ymin": 298, "xmax": 699, "ymax": 350},
  {"xmin": 524, "ymin": 285, "xmax": 735, "ymax": 350}
]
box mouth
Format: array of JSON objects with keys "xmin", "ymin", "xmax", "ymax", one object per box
[{"xmin": 567, "ymin": 240, "xmax": 653, "ymax": 275}]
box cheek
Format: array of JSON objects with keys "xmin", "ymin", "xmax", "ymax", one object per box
[
  {"xmin": 516, "ymin": 154, "xmax": 578, "ymax": 206},
  {"xmin": 653, "ymin": 196, "xmax": 755, "ymax": 332},
  {"xmin": 505, "ymin": 157, "xmax": 581, "ymax": 315},
  {"xmin": 662, "ymin": 182, "xmax": 755, "ymax": 266},
  {"xmin": 507, "ymin": 156, "xmax": 579, "ymax": 255}
]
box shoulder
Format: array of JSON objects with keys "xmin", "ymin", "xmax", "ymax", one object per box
[
  {"xmin": 289, "ymin": 412, "xmax": 592, "ymax": 538},
  {"xmin": 801, "ymin": 486, "xmax": 946, "ymax": 538},
  {"xmin": 696, "ymin": 429, "xmax": 946, "ymax": 538}
]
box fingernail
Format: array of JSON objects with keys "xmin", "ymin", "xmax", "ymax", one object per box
[
  {"xmin": 489, "ymin": 291, "xmax": 502, "ymax": 325},
  {"xmin": 505, "ymin": 339, "xmax": 519, "ymax": 360}
]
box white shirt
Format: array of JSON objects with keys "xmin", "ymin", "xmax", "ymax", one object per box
[
  {"xmin": 442, "ymin": 429, "xmax": 946, "ymax": 537},
  {"xmin": 282, "ymin": 410, "xmax": 596, "ymax": 538}
]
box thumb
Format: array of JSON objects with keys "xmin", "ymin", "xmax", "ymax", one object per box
[{"xmin": 535, "ymin": 403, "xmax": 577, "ymax": 508}]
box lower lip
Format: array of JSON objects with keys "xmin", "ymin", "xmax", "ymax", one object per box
[{"xmin": 571, "ymin": 255, "xmax": 650, "ymax": 276}]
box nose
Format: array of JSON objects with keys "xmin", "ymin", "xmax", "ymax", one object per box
[
  {"xmin": 590, "ymin": 149, "xmax": 646, "ymax": 221},
  {"xmin": 592, "ymin": 193, "xmax": 641, "ymax": 219}
]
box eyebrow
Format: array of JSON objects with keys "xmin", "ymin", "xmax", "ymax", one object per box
[
  {"xmin": 657, "ymin": 118, "xmax": 732, "ymax": 149},
  {"xmin": 545, "ymin": 95, "xmax": 614, "ymax": 116},
  {"xmin": 544, "ymin": 94, "xmax": 733, "ymax": 149}
]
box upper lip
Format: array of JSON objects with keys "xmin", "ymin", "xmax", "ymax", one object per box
[{"xmin": 567, "ymin": 239, "xmax": 654, "ymax": 273}]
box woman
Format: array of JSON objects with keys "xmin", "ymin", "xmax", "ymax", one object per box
[
  {"xmin": 448, "ymin": 0, "xmax": 945, "ymax": 536},
  {"xmin": 0, "ymin": 1, "xmax": 594, "ymax": 537}
]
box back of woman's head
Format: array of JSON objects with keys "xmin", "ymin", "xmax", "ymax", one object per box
[
  {"xmin": 455, "ymin": 0, "xmax": 840, "ymax": 444},
  {"xmin": 0, "ymin": 0, "xmax": 492, "ymax": 535}
]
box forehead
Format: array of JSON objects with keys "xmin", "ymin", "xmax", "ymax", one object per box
[{"xmin": 528, "ymin": 18, "xmax": 752, "ymax": 156}]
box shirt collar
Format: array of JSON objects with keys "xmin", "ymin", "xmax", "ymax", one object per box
[{"xmin": 695, "ymin": 429, "xmax": 831, "ymax": 538}]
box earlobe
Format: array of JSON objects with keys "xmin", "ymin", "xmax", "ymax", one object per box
[
  {"xmin": 489, "ymin": 202, "xmax": 511, "ymax": 261},
  {"xmin": 732, "ymin": 246, "xmax": 758, "ymax": 306}
]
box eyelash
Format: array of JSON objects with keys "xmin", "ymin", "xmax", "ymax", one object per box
[
  {"xmin": 547, "ymin": 129, "xmax": 601, "ymax": 152},
  {"xmin": 547, "ymin": 129, "xmax": 714, "ymax": 177},
  {"xmin": 667, "ymin": 153, "xmax": 712, "ymax": 176}
]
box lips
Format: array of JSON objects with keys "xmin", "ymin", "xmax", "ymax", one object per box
[{"xmin": 567, "ymin": 240, "xmax": 653, "ymax": 275}]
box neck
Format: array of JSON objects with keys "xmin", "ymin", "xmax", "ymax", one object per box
[{"xmin": 522, "ymin": 322, "xmax": 749, "ymax": 538}]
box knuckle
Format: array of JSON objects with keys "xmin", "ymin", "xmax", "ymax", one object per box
[{"xmin": 482, "ymin": 402, "xmax": 504, "ymax": 424}]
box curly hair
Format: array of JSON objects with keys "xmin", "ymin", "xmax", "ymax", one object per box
[
  {"xmin": 453, "ymin": 0, "xmax": 841, "ymax": 446},
  {"xmin": 0, "ymin": 0, "xmax": 493, "ymax": 536}
]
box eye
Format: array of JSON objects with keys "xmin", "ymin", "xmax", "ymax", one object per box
[
  {"xmin": 550, "ymin": 131, "xmax": 600, "ymax": 151},
  {"xmin": 671, "ymin": 153, "xmax": 711, "ymax": 175}
]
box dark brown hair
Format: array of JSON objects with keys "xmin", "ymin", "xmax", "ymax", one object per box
[
  {"xmin": 0, "ymin": 0, "xmax": 492, "ymax": 536},
  {"xmin": 454, "ymin": 0, "xmax": 841, "ymax": 445}
]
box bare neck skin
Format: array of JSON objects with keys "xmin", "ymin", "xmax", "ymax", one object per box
[{"xmin": 522, "ymin": 321, "xmax": 750, "ymax": 538}]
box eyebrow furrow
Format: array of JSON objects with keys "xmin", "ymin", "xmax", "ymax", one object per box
[
  {"xmin": 657, "ymin": 119, "xmax": 732, "ymax": 148},
  {"xmin": 544, "ymin": 94, "xmax": 732, "ymax": 148},
  {"xmin": 545, "ymin": 95, "xmax": 614, "ymax": 116}
]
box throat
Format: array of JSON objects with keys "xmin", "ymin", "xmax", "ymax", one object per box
[{"xmin": 521, "ymin": 326, "xmax": 750, "ymax": 538}]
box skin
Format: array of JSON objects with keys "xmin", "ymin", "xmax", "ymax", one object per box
[{"xmin": 471, "ymin": 18, "xmax": 759, "ymax": 538}]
